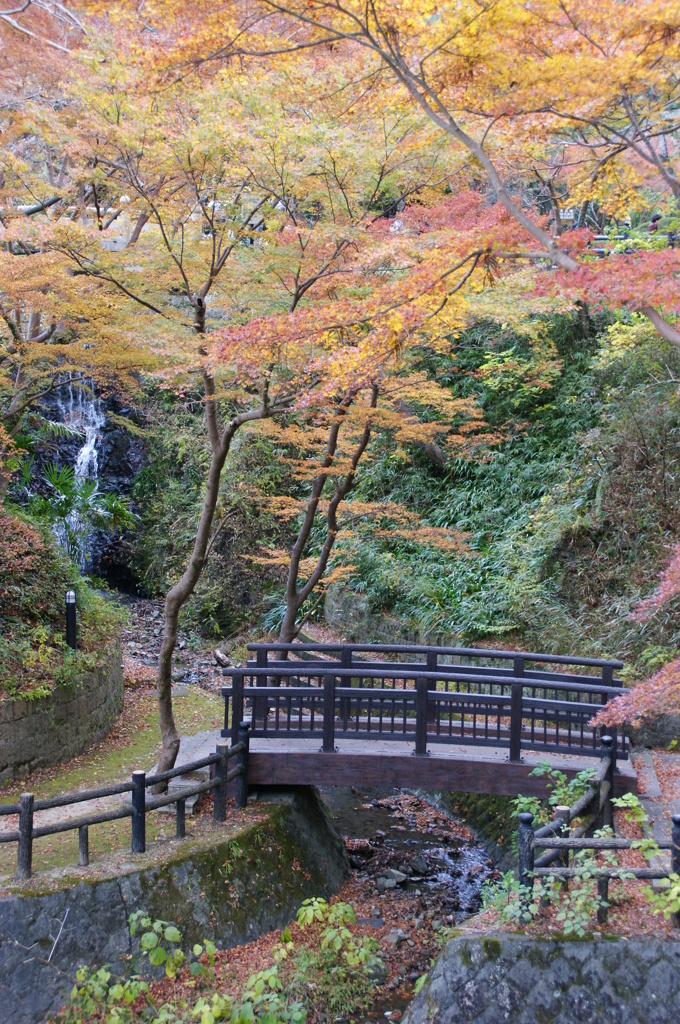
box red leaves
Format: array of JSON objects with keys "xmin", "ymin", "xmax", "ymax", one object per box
[
  {"xmin": 540, "ymin": 250, "xmax": 680, "ymax": 316},
  {"xmin": 591, "ymin": 658, "xmax": 680, "ymax": 728},
  {"xmin": 629, "ymin": 541, "xmax": 680, "ymax": 623}
]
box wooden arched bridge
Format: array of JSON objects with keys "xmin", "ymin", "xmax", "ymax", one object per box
[{"xmin": 221, "ymin": 642, "xmax": 637, "ymax": 798}]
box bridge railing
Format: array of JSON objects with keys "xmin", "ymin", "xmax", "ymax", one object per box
[
  {"xmin": 247, "ymin": 641, "xmax": 624, "ymax": 688},
  {"xmin": 221, "ymin": 657, "xmax": 627, "ymax": 761}
]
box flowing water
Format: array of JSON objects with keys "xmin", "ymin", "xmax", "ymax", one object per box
[{"xmin": 319, "ymin": 786, "xmax": 492, "ymax": 1023}]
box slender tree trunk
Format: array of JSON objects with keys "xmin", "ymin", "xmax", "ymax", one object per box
[
  {"xmin": 277, "ymin": 385, "xmax": 378, "ymax": 644},
  {"xmin": 156, "ymin": 431, "xmax": 231, "ymax": 775},
  {"xmin": 155, "ymin": 294, "xmax": 271, "ymax": 776}
]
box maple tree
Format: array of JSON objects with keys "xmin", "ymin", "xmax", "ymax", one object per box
[
  {"xmin": 251, "ymin": 373, "xmax": 480, "ymax": 643},
  {"xmin": 5, "ymin": 1, "xmax": 678, "ymax": 755},
  {"xmin": 152, "ymin": 0, "xmax": 680, "ymax": 345},
  {"xmin": 24, "ymin": 31, "xmax": 485, "ymax": 770}
]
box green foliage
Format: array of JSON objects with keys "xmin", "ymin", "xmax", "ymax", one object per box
[
  {"xmin": 528, "ymin": 762, "xmax": 597, "ymax": 809},
  {"xmin": 25, "ymin": 462, "xmax": 136, "ymax": 565},
  {"xmin": 334, "ymin": 310, "xmax": 680, "ymax": 670},
  {"xmin": 647, "ymin": 873, "xmax": 680, "ymax": 920}
]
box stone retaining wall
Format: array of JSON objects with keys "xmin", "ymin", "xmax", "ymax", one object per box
[
  {"xmin": 0, "ymin": 788, "xmax": 350, "ymax": 1024},
  {"xmin": 0, "ymin": 647, "xmax": 123, "ymax": 781},
  {"xmin": 405, "ymin": 931, "xmax": 680, "ymax": 1024}
]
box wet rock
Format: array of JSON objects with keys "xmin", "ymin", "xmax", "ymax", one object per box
[
  {"xmin": 386, "ymin": 868, "xmax": 407, "ymax": 884},
  {"xmin": 410, "ymin": 855, "xmax": 428, "ymax": 875},
  {"xmin": 367, "ymin": 959, "xmax": 388, "ymax": 984}
]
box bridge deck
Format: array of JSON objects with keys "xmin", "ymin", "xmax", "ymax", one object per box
[{"xmin": 245, "ymin": 736, "xmax": 637, "ymax": 798}]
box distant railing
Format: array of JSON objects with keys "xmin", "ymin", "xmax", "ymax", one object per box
[
  {"xmin": 0, "ymin": 725, "xmax": 251, "ymax": 880},
  {"xmin": 518, "ymin": 736, "xmax": 680, "ymax": 926},
  {"xmin": 220, "ymin": 643, "xmax": 627, "ymax": 762}
]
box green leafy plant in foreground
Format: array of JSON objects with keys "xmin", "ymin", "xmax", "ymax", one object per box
[{"xmin": 56, "ymin": 899, "xmax": 383, "ymax": 1024}]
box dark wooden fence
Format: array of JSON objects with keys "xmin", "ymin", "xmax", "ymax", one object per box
[
  {"xmin": 518, "ymin": 736, "xmax": 680, "ymax": 926},
  {"xmin": 0, "ymin": 725, "xmax": 250, "ymax": 880},
  {"xmin": 221, "ymin": 643, "xmax": 626, "ymax": 762}
]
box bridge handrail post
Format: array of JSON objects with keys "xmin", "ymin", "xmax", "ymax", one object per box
[
  {"xmin": 426, "ymin": 650, "xmax": 437, "ymax": 723},
  {"xmin": 518, "ymin": 811, "xmax": 535, "ymax": 910},
  {"xmin": 231, "ymin": 672, "xmax": 244, "ymax": 743},
  {"xmin": 509, "ymin": 678, "xmax": 523, "ymax": 762},
  {"xmin": 415, "ymin": 677, "xmax": 428, "ymax": 756},
  {"xmin": 255, "ymin": 648, "xmax": 268, "ymax": 725},
  {"xmin": 235, "ymin": 721, "xmax": 251, "ymax": 809},
  {"xmin": 340, "ymin": 650, "xmax": 352, "ymax": 725},
  {"xmin": 322, "ymin": 675, "xmax": 336, "ymax": 752}
]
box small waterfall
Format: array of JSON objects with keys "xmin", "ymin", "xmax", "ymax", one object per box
[
  {"xmin": 53, "ymin": 384, "xmax": 106, "ymax": 569},
  {"xmin": 58, "ymin": 386, "xmax": 105, "ymax": 481}
]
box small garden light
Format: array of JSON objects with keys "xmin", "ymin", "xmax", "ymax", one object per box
[{"xmin": 66, "ymin": 589, "xmax": 77, "ymax": 649}]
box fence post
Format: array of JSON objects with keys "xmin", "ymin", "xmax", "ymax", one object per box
[
  {"xmin": 415, "ymin": 677, "xmax": 429, "ymax": 756},
  {"xmin": 235, "ymin": 721, "xmax": 251, "ymax": 809},
  {"xmin": 600, "ymin": 735, "xmax": 614, "ymax": 829},
  {"xmin": 672, "ymin": 814, "xmax": 680, "ymax": 929},
  {"xmin": 322, "ymin": 675, "xmax": 336, "ymax": 753},
  {"xmin": 65, "ymin": 589, "xmax": 77, "ymax": 650},
  {"xmin": 176, "ymin": 798, "xmax": 186, "ymax": 839},
  {"xmin": 78, "ymin": 825, "xmax": 89, "ymax": 867},
  {"xmin": 213, "ymin": 740, "xmax": 230, "ymax": 823},
  {"xmin": 597, "ymin": 876, "xmax": 609, "ymax": 925},
  {"xmin": 555, "ymin": 805, "xmax": 570, "ymax": 892},
  {"xmin": 518, "ymin": 812, "xmax": 535, "ymax": 908},
  {"xmin": 509, "ymin": 681, "xmax": 523, "ymax": 762},
  {"xmin": 17, "ymin": 793, "xmax": 34, "ymax": 880},
  {"xmin": 131, "ymin": 770, "xmax": 146, "ymax": 854},
  {"xmin": 231, "ymin": 672, "xmax": 244, "ymax": 744}
]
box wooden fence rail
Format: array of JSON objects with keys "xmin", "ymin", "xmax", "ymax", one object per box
[
  {"xmin": 0, "ymin": 724, "xmax": 251, "ymax": 880},
  {"xmin": 517, "ymin": 737, "xmax": 680, "ymax": 926}
]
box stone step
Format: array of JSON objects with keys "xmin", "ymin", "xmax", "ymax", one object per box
[{"xmin": 150, "ymin": 730, "xmax": 222, "ymax": 816}]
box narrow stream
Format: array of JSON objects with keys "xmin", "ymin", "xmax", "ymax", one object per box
[{"xmin": 319, "ymin": 786, "xmax": 493, "ymax": 1022}]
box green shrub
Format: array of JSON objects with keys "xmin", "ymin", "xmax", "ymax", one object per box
[{"xmin": 0, "ymin": 507, "xmax": 122, "ymax": 699}]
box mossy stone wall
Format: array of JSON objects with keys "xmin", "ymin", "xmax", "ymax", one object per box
[
  {"xmin": 406, "ymin": 931, "xmax": 680, "ymax": 1024},
  {"xmin": 0, "ymin": 787, "xmax": 350, "ymax": 1024}
]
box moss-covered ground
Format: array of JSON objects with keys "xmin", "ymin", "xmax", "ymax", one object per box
[{"xmin": 0, "ymin": 681, "xmax": 223, "ymax": 879}]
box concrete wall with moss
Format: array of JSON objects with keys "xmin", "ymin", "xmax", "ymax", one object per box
[
  {"xmin": 0, "ymin": 647, "xmax": 123, "ymax": 782},
  {"xmin": 0, "ymin": 787, "xmax": 350, "ymax": 1024},
  {"xmin": 405, "ymin": 931, "xmax": 680, "ymax": 1024}
]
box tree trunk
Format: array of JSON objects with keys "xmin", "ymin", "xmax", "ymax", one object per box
[
  {"xmin": 277, "ymin": 386, "xmax": 378, "ymax": 646},
  {"xmin": 156, "ymin": 437, "xmax": 230, "ymax": 777}
]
